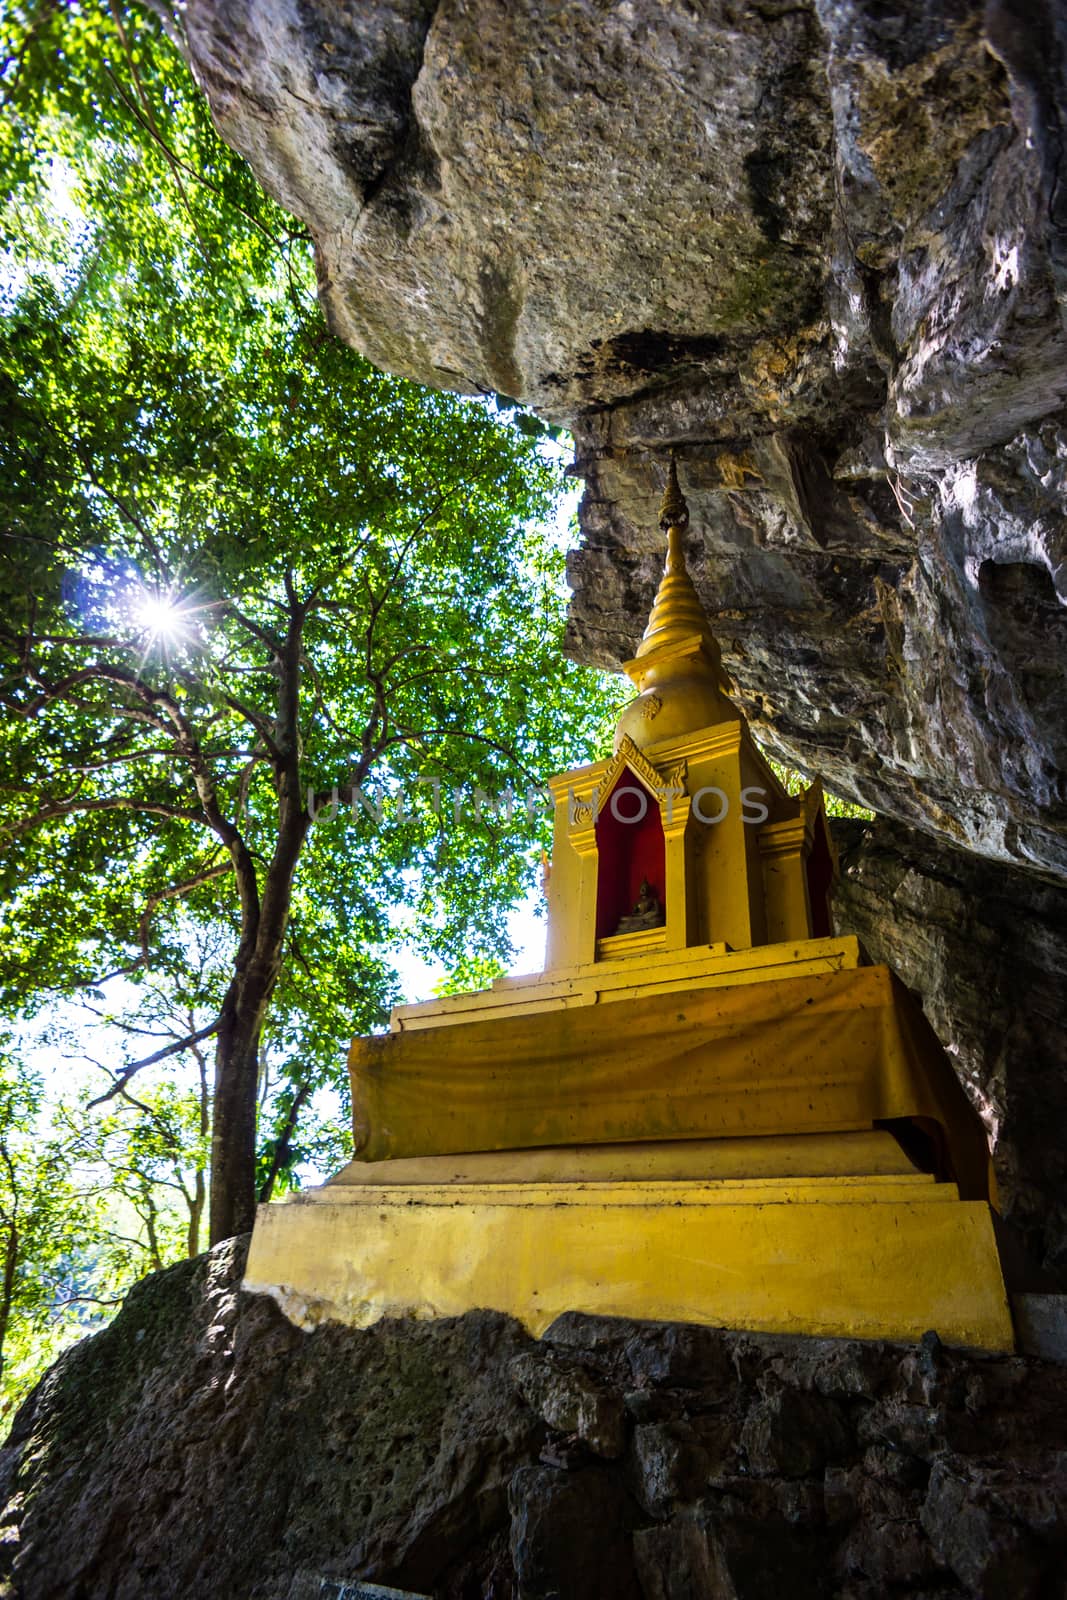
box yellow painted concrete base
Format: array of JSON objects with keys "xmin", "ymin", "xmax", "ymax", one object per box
[
  {"xmin": 327, "ymin": 1130, "xmax": 921, "ymax": 1187},
  {"xmin": 244, "ymin": 1165, "xmax": 1013, "ymax": 1351}
]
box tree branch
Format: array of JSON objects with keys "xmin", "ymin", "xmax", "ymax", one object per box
[
  {"xmin": 138, "ymin": 859, "xmax": 231, "ymax": 964},
  {"xmin": 2, "ymin": 793, "xmax": 205, "ymax": 843},
  {"xmin": 87, "ymin": 1016, "xmax": 222, "ymax": 1107}
]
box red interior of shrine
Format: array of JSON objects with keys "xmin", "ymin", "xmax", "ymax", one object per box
[{"xmin": 594, "ymin": 773, "xmax": 666, "ymax": 938}]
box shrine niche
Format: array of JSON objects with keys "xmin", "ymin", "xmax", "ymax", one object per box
[
  {"xmin": 545, "ymin": 463, "xmax": 840, "ymax": 969},
  {"xmin": 595, "ymin": 769, "xmax": 666, "ymax": 941}
]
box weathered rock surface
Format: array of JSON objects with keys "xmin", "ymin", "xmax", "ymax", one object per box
[
  {"xmin": 3, "ymin": 1239, "xmax": 1067, "ymax": 1599},
  {"xmin": 0, "ymin": 1238, "xmax": 541, "ymax": 1600},
  {"xmin": 833, "ymin": 815, "xmax": 1067, "ymax": 1279},
  {"xmin": 184, "ymin": 0, "xmax": 1067, "ymax": 883}
]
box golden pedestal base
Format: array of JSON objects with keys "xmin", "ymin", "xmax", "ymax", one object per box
[
  {"xmin": 246, "ymin": 947, "xmax": 1011, "ymax": 1352},
  {"xmin": 244, "ymin": 1148, "xmax": 1013, "ymax": 1351},
  {"xmin": 244, "ymin": 502, "xmax": 1015, "ymax": 1356}
]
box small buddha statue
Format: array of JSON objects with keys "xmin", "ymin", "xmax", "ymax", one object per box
[{"xmin": 614, "ymin": 878, "xmax": 664, "ymax": 935}]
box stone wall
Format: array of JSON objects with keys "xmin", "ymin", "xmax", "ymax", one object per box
[
  {"xmin": 833, "ymin": 817, "xmax": 1067, "ymax": 1280},
  {"xmin": 2, "ymin": 1239, "xmax": 1065, "ymax": 1599}
]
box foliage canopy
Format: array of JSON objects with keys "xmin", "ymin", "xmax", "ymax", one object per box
[{"xmin": 0, "ymin": 0, "xmax": 618, "ymax": 1392}]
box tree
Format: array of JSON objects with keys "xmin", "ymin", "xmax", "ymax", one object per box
[
  {"xmin": 1, "ymin": 291, "xmax": 607, "ymax": 1242},
  {"xmin": 0, "ymin": 1045, "xmax": 117, "ymax": 1405},
  {"xmin": 56, "ymin": 1074, "xmax": 210, "ymax": 1269},
  {"xmin": 0, "ymin": 2, "xmax": 617, "ymax": 1243}
]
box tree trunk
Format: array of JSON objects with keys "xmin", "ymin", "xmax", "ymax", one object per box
[
  {"xmin": 187, "ymin": 1042, "xmax": 209, "ymax": 1257},
  {"xmin": 209, "ymin": 947, "xmax": 287, "ymax": 1243},
  {"xmin": 258, "ymin": 1079, "xmax": 311, "ymax": 1203},
  {"xmin": 0, "ymin": 1221, "xmax": 18, "ymax": 1391},
  {"xmin": 209, "ymin": 997, "xmax": 264, "ymax": 1244},
  {"xmin": 208, "ymin": 598, "xmax": 311, "ymax": 1245},
  {"xmin": 143, "ymin": 1197, "xmax": 163, "ymax": 1273},
  {"xmin": 187, "ymin": 1169, "xmax": 205, "ymax": 1258}
]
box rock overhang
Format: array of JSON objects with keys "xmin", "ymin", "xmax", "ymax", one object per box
[{"xmin": 184, "ymin": 0, "xmax": 1067, "ymax": 880}]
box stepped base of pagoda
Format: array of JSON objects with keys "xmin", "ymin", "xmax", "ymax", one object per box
[{"xmin": 244, "ymin": 1133, "xmax": 1013, "ymax": 1350}]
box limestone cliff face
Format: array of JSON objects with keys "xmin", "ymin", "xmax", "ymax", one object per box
[
  {"xmin": 185, "ymin": 0, "xmax": 1067, "ymax": 877},
  {"xmin": 832, "ymin": 818, "xmax": 1067, "ymax": 1278},
  {"xmin": 183, "ymin": 2, "xmax": 1067, "ymax": 1265}
]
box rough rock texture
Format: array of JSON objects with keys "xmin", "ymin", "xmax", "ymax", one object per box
[
  {"xmin": 833, "ymin": 817, "xmax": 1067, "ymax": 1279},
  {"xmin": 0, "ymin": 1239, "xmax": 540, "ymax": 1600},
  {"xmin": 3, "ymin": 1240, "xmax": 1067, "ymax": 1600},
  {"xmin": 185, "ymin": 0, "xmax": 1067, "ymax": 883}
]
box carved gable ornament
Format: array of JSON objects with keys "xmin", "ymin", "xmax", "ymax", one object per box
[{"xmin": 567, "ymin": 736, "xmax": 689, "ymax": 847}]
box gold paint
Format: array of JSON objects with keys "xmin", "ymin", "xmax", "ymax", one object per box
[
  {"xmin": 633, "ymin": 470, "xmax": 717, "ymax": 667},
  {"xmin": 245, "ymin": 1180, "xmax": 1012, "ymax": 1349},
  {"xmin": 246, "ymin": 460, "xmax": 1010, "ymax": 1351},
  {"xmin": 329, "ymin": 1129, "xmax": 919, "ymax": 1186},
  {"xmin": 615, "ymin": 465, "xmax": 737, "ymax": 752},
  {"xmin": 392, "ymin": 935, "xmax": 857, "ymax": 1032},
  {"xmin": 348, "ymin": 961, "xmax": 991, "ymax": 1205}
]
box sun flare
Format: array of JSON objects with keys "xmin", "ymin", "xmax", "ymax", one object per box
[{"xmin": 134, "ymin": 593, "xmax": 186, "ymax": 642}]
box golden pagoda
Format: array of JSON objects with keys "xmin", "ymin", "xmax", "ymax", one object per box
[{"xmin": 245, "ymin": 463, "xmax": 1013, "ymax": 1350}]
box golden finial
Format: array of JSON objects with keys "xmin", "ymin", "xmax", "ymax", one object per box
[
  {"xmin": 614, "ymin": 454, "xmax": 737, "ymax": 747},
  {"xmin": 658, "ymin": 455, "xmax": 689, "ymax": 532},
  {"xmin": 636, "ymin": 457, "xmax": 712, "ymax": 661}
]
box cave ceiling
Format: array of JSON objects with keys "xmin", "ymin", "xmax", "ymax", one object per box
[{"xmin": 186, "ymin": 0, "xmax": 1067, "ymax": 882}]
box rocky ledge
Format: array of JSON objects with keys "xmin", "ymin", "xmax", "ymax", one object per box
[{"xmin": 2, "ymin": 1238, "xmax": 1065, "ymax": 1599}]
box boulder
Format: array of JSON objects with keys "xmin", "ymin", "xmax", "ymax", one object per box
[
  {"xmin": 183, "ymin": 0, "xmax": 1067, "ymax": 880},
  {"xmin": 2, "ymin": 1244, "xmax": 1066, "ymax": 1598}
]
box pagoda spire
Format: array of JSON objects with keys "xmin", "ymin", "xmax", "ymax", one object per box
[
  {"xmin": 633, "ymin": 457, "xmax": 722, "ymax": 667},
  {"xmin": 615, "ymin": 456, "xmax": 735, "ymax": 750}
]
